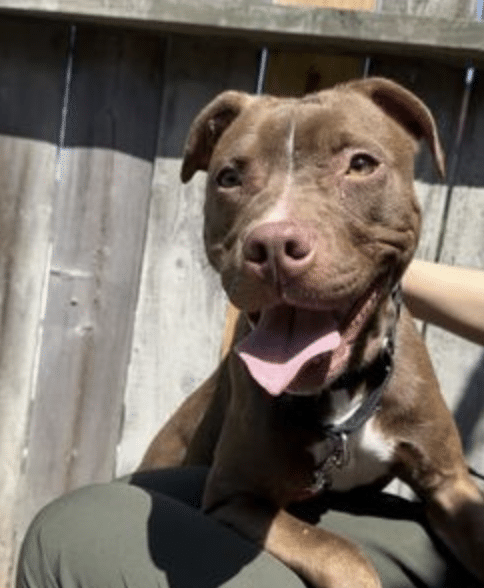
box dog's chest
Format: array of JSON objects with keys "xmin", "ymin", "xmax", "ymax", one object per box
[{"xmin": 308, "ymin": 416, "xmax": 396, "ymax": 492}]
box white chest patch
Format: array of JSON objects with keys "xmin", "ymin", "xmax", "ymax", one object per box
[{"xmin": 328, "ymin": 417, "xmax": 396, "ymax": 491}]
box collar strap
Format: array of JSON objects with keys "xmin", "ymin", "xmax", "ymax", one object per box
[
  {"xmin": 320, "ymin": 344, "xmax": 393, "ymax": 440},
  {"xmin": 318, "ymin": 282, "xmax": 401, "ymax": 439},
  {"xmin": 299, "ymin": 343, "xmax": 396, "ymax": 496}
]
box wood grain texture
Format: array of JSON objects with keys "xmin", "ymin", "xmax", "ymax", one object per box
[
  {"xmin": 379, "ymin": 0, "xmax": 477, "ymax": 20},
  {"xmin": 2, "ymin": 0, "xmax": 484, "ymax": 64},
  {"xmin": 274, "ymin": 0, "xmax": 375, "ymax": 10},
  {"xmin": 0, "ymin": 17, "xmax": 67, "ymax": 586},
  {"xmin": 116, "ymin": 36, "xmax": 258, "ymax": 476},
  {"xmin": 425, "ymin": 74, "xmax": 484, "ymax": 474},
  {"xmin": 18, "ymin": 25, "xmax": 164, "ymax": 535}
]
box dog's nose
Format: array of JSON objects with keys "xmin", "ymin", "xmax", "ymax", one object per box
[{"xmin": 243, "ymin": 222, "xmax": 315, "ymax": 281}]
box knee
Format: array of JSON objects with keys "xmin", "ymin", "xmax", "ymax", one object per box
[
  {"xmin": 17, "ymin": 490, "xmax": 82, "ymax": 588},
  {"xmin": 17, "ymin": 483, "xmax": 150, "ymax": 588}
]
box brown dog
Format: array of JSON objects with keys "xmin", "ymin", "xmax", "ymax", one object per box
[{"xmin": 140, "ymin": 78, "xmax": 484, "ymax": 587}]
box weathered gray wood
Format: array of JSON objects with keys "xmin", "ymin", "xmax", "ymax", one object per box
[
  {"xmin": 425, "ymin": 74, "xmax": 484, "ymax": 474},
  {"xmin": 117, "ymin": 36, "xmax": 258, "ymax": 476},
  {"xmin": 19, "ymin": 25, "xmax": 165, "ymax": 535},
  {"xmin": 425, "ymin": 195, "xmax": 484, "ymax": 467},
  {"xmin": 2, "ymin": 0, "xmax": 484, "ymax": 64},
  {"xmin": 379, "ymin": 0, "xmax": 477, "ymax": 20},
  {"xmin": 0, "ymin": 17, "xmax": 67, "ymax": 587},
  {"xmin": 274, "ymin": 0, "xmax": 375, "ymax": 10}
]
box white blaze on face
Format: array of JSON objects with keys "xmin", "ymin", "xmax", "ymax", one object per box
[
  {"xmin": 236, "ymin": 114, "xmax": 345, "ymax": 397},
  {"xmin": 282, "ymin": 116, "xmax": 296, "ymax": 198},
  {"xmin": 261, "ymin": 116, "xmax": 296, "ymax": 225}
]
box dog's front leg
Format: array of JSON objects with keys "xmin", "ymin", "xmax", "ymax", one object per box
[
  {"xmin": 397, "ymin": 408, "xmax": 484, "ymax": 581},
  {"xmin": 209, "ymin": 495, "xmax": 381, "ymax": 588},
  {"xmin": 425, "ymin": 471, "xmax": 484, "ymax": 582},
  {"xmin": 139, "ymin": 359, "xmax": 230, "ymax": 470}
]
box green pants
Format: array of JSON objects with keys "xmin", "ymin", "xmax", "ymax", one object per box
[{"xmin": 17, "ymin": 467, "xmax": 479, "ymax": 588}]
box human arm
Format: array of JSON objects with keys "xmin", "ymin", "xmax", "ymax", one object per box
[{"xmin": 402, "ymin": 259, "xmax": 484, "ymax": 346}]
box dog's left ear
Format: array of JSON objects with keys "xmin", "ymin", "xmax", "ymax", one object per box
[
  {"xmin": 343, "ymin": 77, "xmax": 445, "ymax": 179},
  {"xmin": 181, "ymin": 91, "xmax": 254, "ymax": 183}
]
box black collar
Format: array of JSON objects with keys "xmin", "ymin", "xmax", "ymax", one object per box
[
  {"xmin": 320, "ymin": 342, "xmax": 394, "ymax": 440},
  {"xmin": 315, "ymin": 284, "xmax": 402, "ymax": 492},
  {"xmin": 320, "ymin": 283, "xmax": 401, "ymax": 438}
]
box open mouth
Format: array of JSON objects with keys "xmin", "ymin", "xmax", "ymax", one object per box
[{"xmin": 235, "ymin": 280, "xmax": 384, "ymax": 396}]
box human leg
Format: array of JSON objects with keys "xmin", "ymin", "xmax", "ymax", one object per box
[
  {"xmin": 17, "ymin": 468, "xmax": 305, "ymax": 588},
  {"xmin": 17, "ymin": 468, "xmax": 479, "ymax": 588}
]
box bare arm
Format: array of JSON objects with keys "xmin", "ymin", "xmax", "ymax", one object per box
[{"xmin": 402, "ymin": 259, "xmax": 484, "ymax": 346}]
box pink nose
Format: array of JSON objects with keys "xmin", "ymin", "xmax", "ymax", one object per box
[{"xmin": 243, "ymin": 221, "xmax": 315, "ymax": 281}]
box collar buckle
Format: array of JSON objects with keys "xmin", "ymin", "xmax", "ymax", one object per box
[{"xmin": 310, "ymin": 431, "xmax": 349, "ymax": 493}]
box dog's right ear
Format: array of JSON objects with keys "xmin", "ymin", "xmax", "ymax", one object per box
[
  {"xmin": 341, "ymin": 77, "xmax": 445, "ymax": 179},
  {"xmin": 181, "ymin": 91, "xmax": 254, "ymax": 183}
]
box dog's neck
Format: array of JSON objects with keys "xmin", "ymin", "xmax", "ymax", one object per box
[
  {"xmin": 322, "ymin": 284, "xmax": 401, "ymax": 429},
  {"xmin": 277, "ymin": 289, "xmax": 399, "ymax": 496},
  {"xmin": 274, "ymin": 284, "xmax": 401, "ymax": 433}
]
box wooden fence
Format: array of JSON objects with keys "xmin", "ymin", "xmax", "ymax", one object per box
[{"xmin": 0, "ymin": 0, "xmax": 483, "ymax": 586}]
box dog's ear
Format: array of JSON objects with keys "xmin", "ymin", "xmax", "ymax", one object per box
[
  {"xmin": 181, "ymin": 91, "xmax": 254, "ymax": 183},
  {"xmin": 343, "ymin": 77, "xmax": 445, "ymax": 179}
]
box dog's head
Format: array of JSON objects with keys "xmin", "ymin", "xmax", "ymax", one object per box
[{"xmin": 181, "ymin": 77, "xmax": 444, "ymax": 396}]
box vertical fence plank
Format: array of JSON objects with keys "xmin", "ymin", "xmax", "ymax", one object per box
[
  {"xmin": 117, "ymin": 36, "xmax": 259, "ymax": 475},
  {"xmin": 425, "ymin": 72, "xmax": 484, "ymax": 473},
  {"xmin": 18, "ymin": 26, "xmax": 165, "ymax": 536},
  {"xmin": 0, "ymin": 17, "xmax": 67, "ymax": 587}
]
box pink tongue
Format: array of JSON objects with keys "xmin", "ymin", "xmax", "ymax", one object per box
[{"xmin": 235, "ymin": 306, "xmax": 341, "ymax": 396}]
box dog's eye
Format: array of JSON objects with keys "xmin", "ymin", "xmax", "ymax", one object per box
[
  {"xmin": 347, "ymin": 153, "xmax": 379, "ymax": 175},
  {"xmin": 216, "ymin": 167, "xmax": 242, "ymax": 188}
]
